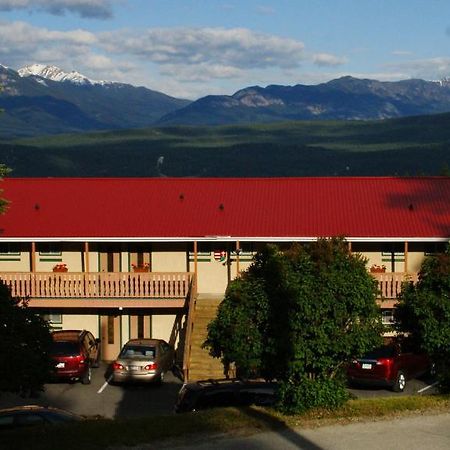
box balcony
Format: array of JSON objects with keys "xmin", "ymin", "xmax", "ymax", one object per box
[
  {"xmin": 371, "ymin": 271, "xmax": 418, "ymax": 307},
  {"xmin": 0, "ymin": 272, "xmax": 194, "ymax": 309}
]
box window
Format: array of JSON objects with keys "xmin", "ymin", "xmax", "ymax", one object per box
[
  {"xmin": 16, "ymin": 414, "xmax": 45, "ymax": 426},
  {"xmin": 39, "ymin": 244, "xmax": 62, "ymax": 262},
  {"xmin": 42, "ymin": 313, "xmax": 62, "ymax": 324},
  {"xmin": 231, "ymin": 243, "xmax": 255, "ymax": 262},
  {"xmin": 381, "ymin": 309, "xmax": 395, "ymax": 325},
  {"xmin": 188, "ymin": 251, "xmax": 212, "ymax": 262},
  {"xmin": 0, "ymin": 243, "xmax": 21, "ymax": 261}
]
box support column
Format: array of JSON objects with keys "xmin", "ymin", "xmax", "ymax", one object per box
[
  {"xmin": 84, "ymin": 242, "xmax": 90, "ymax": 272},
  {"xmin": 404, "ymin": 241, "xmax": 409, "ymax": 274},
  {"xmin": 193, "ymin": 240, "xmax": 198, "ymax": 286},
  {"xmin": 236, "ymin": 240, "xmax": 240, "ymax": 275},
  {"xmin": 30, "ymin": 242, "xmax": 36, "ymax": 272}
]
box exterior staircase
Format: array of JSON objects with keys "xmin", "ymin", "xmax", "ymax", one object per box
[{"xmin": 187, "ymin": 295, "xmax": 226, "ymax": 381}]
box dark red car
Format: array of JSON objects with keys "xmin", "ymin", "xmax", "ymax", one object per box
[
  {"xmin": 49, "ymin": 330, "xmax": 100, "ymax": 384},
  {"xmin": 347, "ymin": 343, "xmax": 432, "ymax": 392}
]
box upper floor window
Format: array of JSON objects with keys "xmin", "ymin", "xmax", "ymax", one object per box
[
  {"xmin": 0, "ymin": 243, "xmax": 21, "ymax": 260},
  {"xmin": 38, "ymin": 244, "xmax": 62, "ymax": 261}
]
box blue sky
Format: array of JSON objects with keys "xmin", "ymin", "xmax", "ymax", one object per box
[{"xmin": 1, "ymin": 0, "xmax": 449, "ymax": 99}]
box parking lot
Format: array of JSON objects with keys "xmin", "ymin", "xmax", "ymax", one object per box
[
  {"xmin": 0, "ymin": 365, "xmax": 438, "ymax": 419},
  {"xmin": 0, "ymin": 363, "xmax": 183, "ymax": 419}
]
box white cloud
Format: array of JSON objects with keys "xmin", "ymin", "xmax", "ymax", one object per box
[
  {"xmin": 99, "ymin": 27, "xmax": 306, "ymax": 70},
  {"xmin": 384, "ymin": 57, "xmax": 450, "ymax": 80},
  {"xmin": 0, "ymin": 21, "xmax": 96, "ymax": 62},
  {"xmin": 159, "ymin": 63, "xmax": 244, "ymax": 82},
  {"xmin": 312, "ymin": 53, "xmax": 348, "ymax": 67},
  {"xmin": 0, "ymin": 0, "xmax": 114, "ymax": 18}
]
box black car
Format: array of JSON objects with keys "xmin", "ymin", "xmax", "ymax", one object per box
[
  {"xmin": 50, "ymin": 330, "xmax": 101, "ymax": 384},
  {"xmin": 0, "ymin": 405, "xmax": 82, "ymax": 430},
  {"xmin": 175, "ymin": 379, "xmax": 278, "ymax": 413}
]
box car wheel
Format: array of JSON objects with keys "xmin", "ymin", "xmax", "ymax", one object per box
[
  {"xmin": 429, "ymin": 362, "xmax": 437, "ymax": 377},
  {"xmin": 81, "ymin": 366, "xmax": 92, "ymax": 385},
  {"xmin": 156, "ymin": 371, "xmax": 165, "ymax": 385},
  {"xmin": 393, "ymin": 371, "xmax": 406, "ymax": 392},
  {"xmin": 92, "ymin": 353, "xmax": 100, "ymax": 369}
]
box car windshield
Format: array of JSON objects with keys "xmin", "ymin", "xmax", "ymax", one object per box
[
  {"xmin": 120, "ymin": 346, "xmax": 156, "ymax": 359},
  {"xmin": 363, "ymin": 346, "xmax": 396, "ymax": 359},
  {"xmin": 50, "ymin": 341, "xmax": 79, "ymax": 356}
]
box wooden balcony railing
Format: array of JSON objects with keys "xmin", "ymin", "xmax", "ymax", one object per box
[
  {"xmin": 371, "ymin": 272, "xmax": 418, "ymax": 300},
  {"xmin": 0, "ymin": 272, "xmax": 193, "ymax": 300}
]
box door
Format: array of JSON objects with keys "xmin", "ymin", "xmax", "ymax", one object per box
[
  {"xmin": 100, "ymin": 315, "xmax": 121, "ymax": 361},
  {"xmin": 129, "ymin": 315, "xmax": 152, "ymax": 339},
  {"xmin": 99, "ymin": 247, "xmax": 121, "ymax": 272}
]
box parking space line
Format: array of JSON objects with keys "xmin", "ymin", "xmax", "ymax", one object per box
[
  {"xmin": 417, "ymin": 381, "xmax": 439, "ymax": 394},
  {"xmin": 97, "ymin": 375, "xmax": 113, "ymax": 394}
]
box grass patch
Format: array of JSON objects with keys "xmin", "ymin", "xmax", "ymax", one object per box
[{"xmin": 1, "ymin": 395, "xmax": 449, "ymax": 450}]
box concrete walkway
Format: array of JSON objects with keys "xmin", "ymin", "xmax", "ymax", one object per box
[{"xmin": 151, "ymin": 412, "xmax": 450, "ymax": 450}]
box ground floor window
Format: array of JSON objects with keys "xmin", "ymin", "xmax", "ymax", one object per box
[{"xmin": 381, "ymin": 309, "xmax": 395, "ymax": 325}]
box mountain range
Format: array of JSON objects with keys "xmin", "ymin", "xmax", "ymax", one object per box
[
  {"xmin": 0, "ymin": 64, "xmax": 189, "ymax": 138},
  {"xmin": 2, "ymin": 63, "xmax": 450, "ymax": 138}
]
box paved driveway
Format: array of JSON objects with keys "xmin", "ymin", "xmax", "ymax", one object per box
[
  {"xmin": 348, "ymin": 373, "xmax": 438, "ymax": 398},
  {"xmin": 0, "ymin": 365, "xmax": 438, "ymax": 419},
  {"xmin": 0, "ymin": 363, "xmax": 183, "ymax": 419}
]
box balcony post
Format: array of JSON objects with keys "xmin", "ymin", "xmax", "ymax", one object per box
[
  {"xmin": 30, "ymin": 242, "xmax": 36, "ymax": 273},
  {"xmin": 236, "ymin": 240, "xmax": 240, "ymax": 275},
  {"xmin": 193, "ymin": 240, "xmax": 198, "ymax": 286},
  {"xmin": 84, "ymin": 242, "xmax": 90, "ymax": 273},
  {"xmin": 404, "ymin": 241, "xmax": 408, "ymax": 274}
]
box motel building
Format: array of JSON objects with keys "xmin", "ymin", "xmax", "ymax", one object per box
[{"xmin": 0, "ymin": 177, "xmax": 449, "ymax": 380}]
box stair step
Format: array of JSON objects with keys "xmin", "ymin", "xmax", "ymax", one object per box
[{"xmin": 187, "ymin": 297, "xmax": 226, "ymax": 380}]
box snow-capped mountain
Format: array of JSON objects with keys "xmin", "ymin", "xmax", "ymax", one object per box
[
  {"xmin": 0, "ymin": 63, "xmax": 190, "ymax": 138},
  {"xmin": 18, "ymin": 64, "xmax": 109, "ymax": 86}
]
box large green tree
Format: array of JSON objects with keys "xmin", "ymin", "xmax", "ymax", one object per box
[
  {"xmin": 204, "ymin": 239, "xmax": 383, "ymax": 412},
  {"xmin": 395, "ymin": 246, "xmax": 450, "ymax": 391},
  {"xmin": 0, "ymin": 284, "xmax": 54, "ymax": 395},
  {"xmin": 0, "ymin": 165, "xmax": 54, "ymax": 395}
]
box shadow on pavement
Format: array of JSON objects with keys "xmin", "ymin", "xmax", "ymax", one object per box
[{"xmin": 240, "ymin": 406, "xmax": 324, "ymax": 450}]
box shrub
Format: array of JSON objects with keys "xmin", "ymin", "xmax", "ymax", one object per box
[{"xmin": 277, "ymin": 376, "xmax": 350, "ymax": 414}]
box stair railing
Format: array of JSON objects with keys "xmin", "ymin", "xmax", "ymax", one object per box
[{"xmin": 182, "ymin": 275, "xmax": 197, "ymax": 382}]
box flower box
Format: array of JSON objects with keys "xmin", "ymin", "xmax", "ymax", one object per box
[
  {"xmin": 53, "ymin": 263, "xmax": 68, "ymax": 272},
  {"xmin": 132, "ymin": 263, "xmax": 150, "ymax": 273}
]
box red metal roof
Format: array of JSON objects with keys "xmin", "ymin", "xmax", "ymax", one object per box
[{"xmin": 0, "ymin": 177, "xmax": 449, "ymax": 241}]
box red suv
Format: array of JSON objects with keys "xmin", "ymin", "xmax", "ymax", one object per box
[
  {"xmin": 347, "ymin": 342, "xmax": 432, "ymax": 392},
  {"xmin": 49, "ymin": 330, "xmax": 100, "ymax": 384}
]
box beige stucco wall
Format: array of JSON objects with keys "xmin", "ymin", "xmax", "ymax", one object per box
[
  {"xmin": 60, "ymin": 314, "xmax": 99, "ymax": 338},
  {"xmin": 121, "ymin": 314, "xmax": 130, "ymax": 343},
  {"xmin": 407, "ymin": 251, "xmax": 426, "ymax": 273},
  {"xmin": 151, "ymin": 314, "xmax": 177, "ymax": 342},
  {"xmin": 191, "ymin": 257, "xmax": 229, "ymax": 294},
  {"xmin": 151, "ymin": 243, "xmax": 187, "ymax": 272}
]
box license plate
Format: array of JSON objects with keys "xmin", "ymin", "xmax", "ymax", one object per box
[
  {"xmin": 362, "ymin": 363, "xmax": 372, "ymax": 369},
  {"xmin": 129, "ymin": 366, "xmax": 139, "ymax": 371},
  {"xmin": 56, "ymin": 362, "xmax": 65, "ymax": 369}
]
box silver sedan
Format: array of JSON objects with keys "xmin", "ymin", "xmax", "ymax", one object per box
[{"xmin": 111, "ymin": 339, "xmax": 175, "ymax": 384}]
